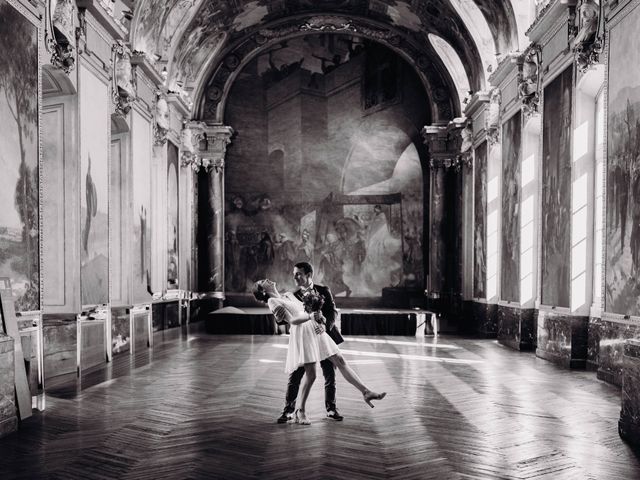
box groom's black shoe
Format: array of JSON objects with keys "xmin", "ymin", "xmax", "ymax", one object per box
[
  {"xmin": 277, "ymin": 411, "xmax": 293, "ymax": 424},
  {"xmin": 326, "ymin": 410, "xmax": 344, "ymax": 421}
]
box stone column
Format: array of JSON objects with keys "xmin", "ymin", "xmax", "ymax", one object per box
[
  {"xmin": 422, "ymin": 122, "xmax": 470, "ymax": 321},
  {"xmin": 200, "ymin": 125, "xmax": 234, "ymax": 299}
]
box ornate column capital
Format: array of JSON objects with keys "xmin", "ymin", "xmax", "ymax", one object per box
[
  {"xmin": 179, "ymin": 121, "xmax": 207, "ymax": 171},
  {"xmin": 422, "ymin": 119, "xmax": 472, "ymax": 171},
  {"xmin": 201, "ymin": 125, "xmax": 234, "ymax": 174}
]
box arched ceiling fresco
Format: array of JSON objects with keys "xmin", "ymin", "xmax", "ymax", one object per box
[{"xmin": 130, "ymin": 0, "xmax": 529, "ymax": 120}]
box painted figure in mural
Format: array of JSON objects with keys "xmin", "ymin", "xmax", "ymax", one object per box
[
  {"xmin": 225, "ymin": 230, "xmax": 241, "ymax": 291},
  {"xmin": 312, "ymin": 53, "xmax": 342, "ymax": 74},
  {"xmin": 361, "ymin": 205, "xmax": 402, "ymax": 295},
  {"xmin": 616, "ymin": 158, "xmax": 629, "ymax": 250},
  {"xmin": 319, "ymin": 232, "xmax": 351, "ymax": 297},
  {"xmin": 274, "ymin": 233, "xmax": 297, "ymax": 285},
  {"xmin": 83, "ymin": 154, "xmax": 97, "ymax": 254},
  {"xmin": 296, "ymin": 229, "xmax": 314, "ymax": 263},
  {"xmin": 255, "ymin": 262, "xmax": 385, "ymax": 425},
  {"xmin": 257, "ymin": 231, "xmax": 275, "ymax": 278}
]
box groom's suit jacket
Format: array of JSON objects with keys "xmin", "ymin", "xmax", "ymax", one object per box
[{"xmin": 294, "ymin": 283, "xmax": 344, "ymax": 345}]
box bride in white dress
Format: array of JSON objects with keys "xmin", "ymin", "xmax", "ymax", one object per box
[{"xmin": 253, "ymin": 279, "xmax": 386, "ymax": 424}]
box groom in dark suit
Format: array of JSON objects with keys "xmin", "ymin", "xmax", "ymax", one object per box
[{"xmin": 277, "ymin": 261, "xmax": 345, "ymax": 423}]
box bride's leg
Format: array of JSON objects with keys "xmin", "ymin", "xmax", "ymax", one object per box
[
  {"xmin": 296, "ymin": 363, "xmax": 316, "ymax": 423},
  {"xmin": 328, "ymin": 354, "xmax": 366, "ymax": 393},
  {"xmin": 328, "ymin": 354, "xmax": 386, "ymax": 408}
]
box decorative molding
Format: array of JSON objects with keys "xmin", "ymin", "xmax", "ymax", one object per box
[
  {"xmin": 45, "ymin": 0, "xmax": 77, "ymax": 74},
  {"xmin": 572, "ymin": 0, "xmax": 604, "ymax": 73},
  {"xmin": 527, "ymin": 0, "xmax": 573, "ymax": 42},
  {"xmin": 130, "ymin": 51, "xmax": 165, "ymax": 87},
  {"xmin": 111, "ymin": 40, "xmax": 136, "ymax": 116},
  {"xmin": 422, "ymin": 121, "xmax": 472, "ymax": 171},
  {"xmin": 464, "ymin": 91, "xmax": 490, "ymax": 118},
  {"xmin": 153, "ymin": 94, "xmax": 169, "ymax": 145},
  {"xmin": 76, "ymin": 0, "xmax": 126, "ymax": 41},
  {"xmin": 179, "ymin": 121, "xmax": 207, "ymax": 171},
  {"xmin": 518, "ymin": 44, "xmax": 543, "ymax": 119},
  {"xmin": 299, "ymin": 16, "xmax": 356, "ymax": 33},
  {"xmin": 487, "ymin": 54, "xmax": 516, "ymax": 88},
  {"xmin": 485, "ymin": 88, "xmax": 502, "ymax": 145},
  {"xmin": 199, "ymin": 15, "xmax": 454, "ymax": 124}
]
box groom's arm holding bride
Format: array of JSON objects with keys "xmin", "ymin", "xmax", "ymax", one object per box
[{"xmin": 316, "ymin": 284, "xmax": 344, "ymax": 344}]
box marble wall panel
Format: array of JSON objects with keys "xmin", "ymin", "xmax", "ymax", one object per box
[
  {"xmin": 536, "ymin": 310, "xmax": 588, "ymax": 368},
  {"xmin": 596, "ymin": 319, "xmax": 640, "ymax": 386},
  {"xmin": 497, "ymin": 304, "xmax": 535, "ymax": 351}
]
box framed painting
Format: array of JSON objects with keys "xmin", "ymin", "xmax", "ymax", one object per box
[
  {"xmin": 79, "ymin": 64, "xmax": 109, "ymax": 306},
  {"xmin": 473, "ymin": 140, "xmax": 487, "ymax": 299},
  {"xmin": 0, "ymin": 0, "xmax": 41, "ymax": 313},
  {"xmin": 540, "ymin": 66, "xmax": 573, "ymax": 308},
  {"xmin": 131, "ymin": 111, "xmax": 152, "ymax": 304},
  {"xmin": 167, "ymin": 141, "xmax": 179, "ymax": 289},
  {"xmin": 605, "ymin": 1, "xmax": 640, "ymax": 316},
  {"xmin": 500, "ymin": 112, "xmax": 521, "ymax": 303}
]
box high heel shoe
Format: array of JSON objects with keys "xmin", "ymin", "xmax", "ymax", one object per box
[
  {"xmin": 294, "ymin": 409, "xmax": 311, "ymax": 425},
  {"xmin": 363, "ymin": 390, "xmax": 387, "ymax": 408}
]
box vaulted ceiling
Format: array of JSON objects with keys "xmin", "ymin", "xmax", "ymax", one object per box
[{"xmin": 130, "ymin": 0, "xmax": 531, "ymax": 121}]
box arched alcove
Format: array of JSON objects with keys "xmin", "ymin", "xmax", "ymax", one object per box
[{"xmin": 222, "ymin": 34, "xmax": 429, "ymax": 299}]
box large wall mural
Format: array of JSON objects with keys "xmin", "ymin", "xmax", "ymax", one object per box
[
  {"xmin": 606, "ymin": 4, "xmax": 640, "ymax": 316},
  {"xmin": 224, "ymin": 35, "xmax": 427, "ymax": 298},
  {"xmin": 167, "ymin": 141, "xmax": 179, "ymax": 289},
  {"xmin": 473, "ymin": 141, "xmax": 487, "ymax": 299},
  {"xmin": 132, "ymin": 113, "xmax": 152, "ymax": 303},
  {"xmin": 500, "ymin": 112, "xmax": 521, "ymax": 303},
  {"xmin": 80, "ymin": 66, "xmax": 109, "ymax": 306},
  {"xmin": 0, "ymin": 0, "xmax": 40, "ymax": 312},
  {"xmin": 541, "ymin": 67, "xmax": 573, "ymax": 308}
]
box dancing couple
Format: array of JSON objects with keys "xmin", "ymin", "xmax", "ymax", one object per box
[{"xmin": 253, "ymin": 261, "xmax": 386, "ymax": 425}]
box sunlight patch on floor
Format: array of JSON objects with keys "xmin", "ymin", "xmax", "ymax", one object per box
[{"xmin": 270, "ymin": 344, "xmax": 483, "ymax": 364}]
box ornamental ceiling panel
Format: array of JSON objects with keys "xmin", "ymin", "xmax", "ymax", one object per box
[{"xmin": 130, "ymin": 0, "xmax": 524, "ymax": 117}]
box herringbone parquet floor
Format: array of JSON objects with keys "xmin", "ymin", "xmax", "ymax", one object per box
[{"xmin": 2, "ymin": 327, "xmax": 640, "ymax": 479}]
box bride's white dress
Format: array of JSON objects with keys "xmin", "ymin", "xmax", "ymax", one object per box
[{"xmin": 268, "ymin": 292, "xmax": 340, "ymax": 374}]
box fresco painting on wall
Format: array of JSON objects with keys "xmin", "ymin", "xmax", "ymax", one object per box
[
  {"xmin": 473, "ymin": 141, "xmax": 487, "ymax": 299},
  {"xmin": 167, "ymin": 142, "xmax": 179, "ymax": 289},
  {"xmin": 0, "ymin": 1, "xmax": 40, "ymax": 312},
  {"xmin": 500, "ymin": 113, "xmax": 521, "ymax": 303},
  {"xmin": 132, "ymin": 113, "xmax": 152, "ymax": 303},
  {"xmin": 606, "ymin": 4, "xmax": 640, "ymax": 316},
  {"xmin": 540, "ymin": 67, "xmax": 572, "ymax": 308},
  {"xmin": 80, "ymin": 66, "xmax": 109, "ymax": 306},
  {"xmin": 224, "ymin": 34, "xmax": 427, "ymax": 298}
]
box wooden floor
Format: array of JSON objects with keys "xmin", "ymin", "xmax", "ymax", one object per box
[{"xmin": 2, "ymin": 327, "xmax": 640, "ymax": 479}]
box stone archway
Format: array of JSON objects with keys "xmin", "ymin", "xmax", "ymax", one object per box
[{"xmin": 193, "ymin": 16, "xmax": 462, "ymax": 125}]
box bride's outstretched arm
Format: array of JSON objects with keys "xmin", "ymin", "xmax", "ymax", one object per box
[{"xmin": 268, "ymin": 300, "xmax": 312, "ymax": 325}]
